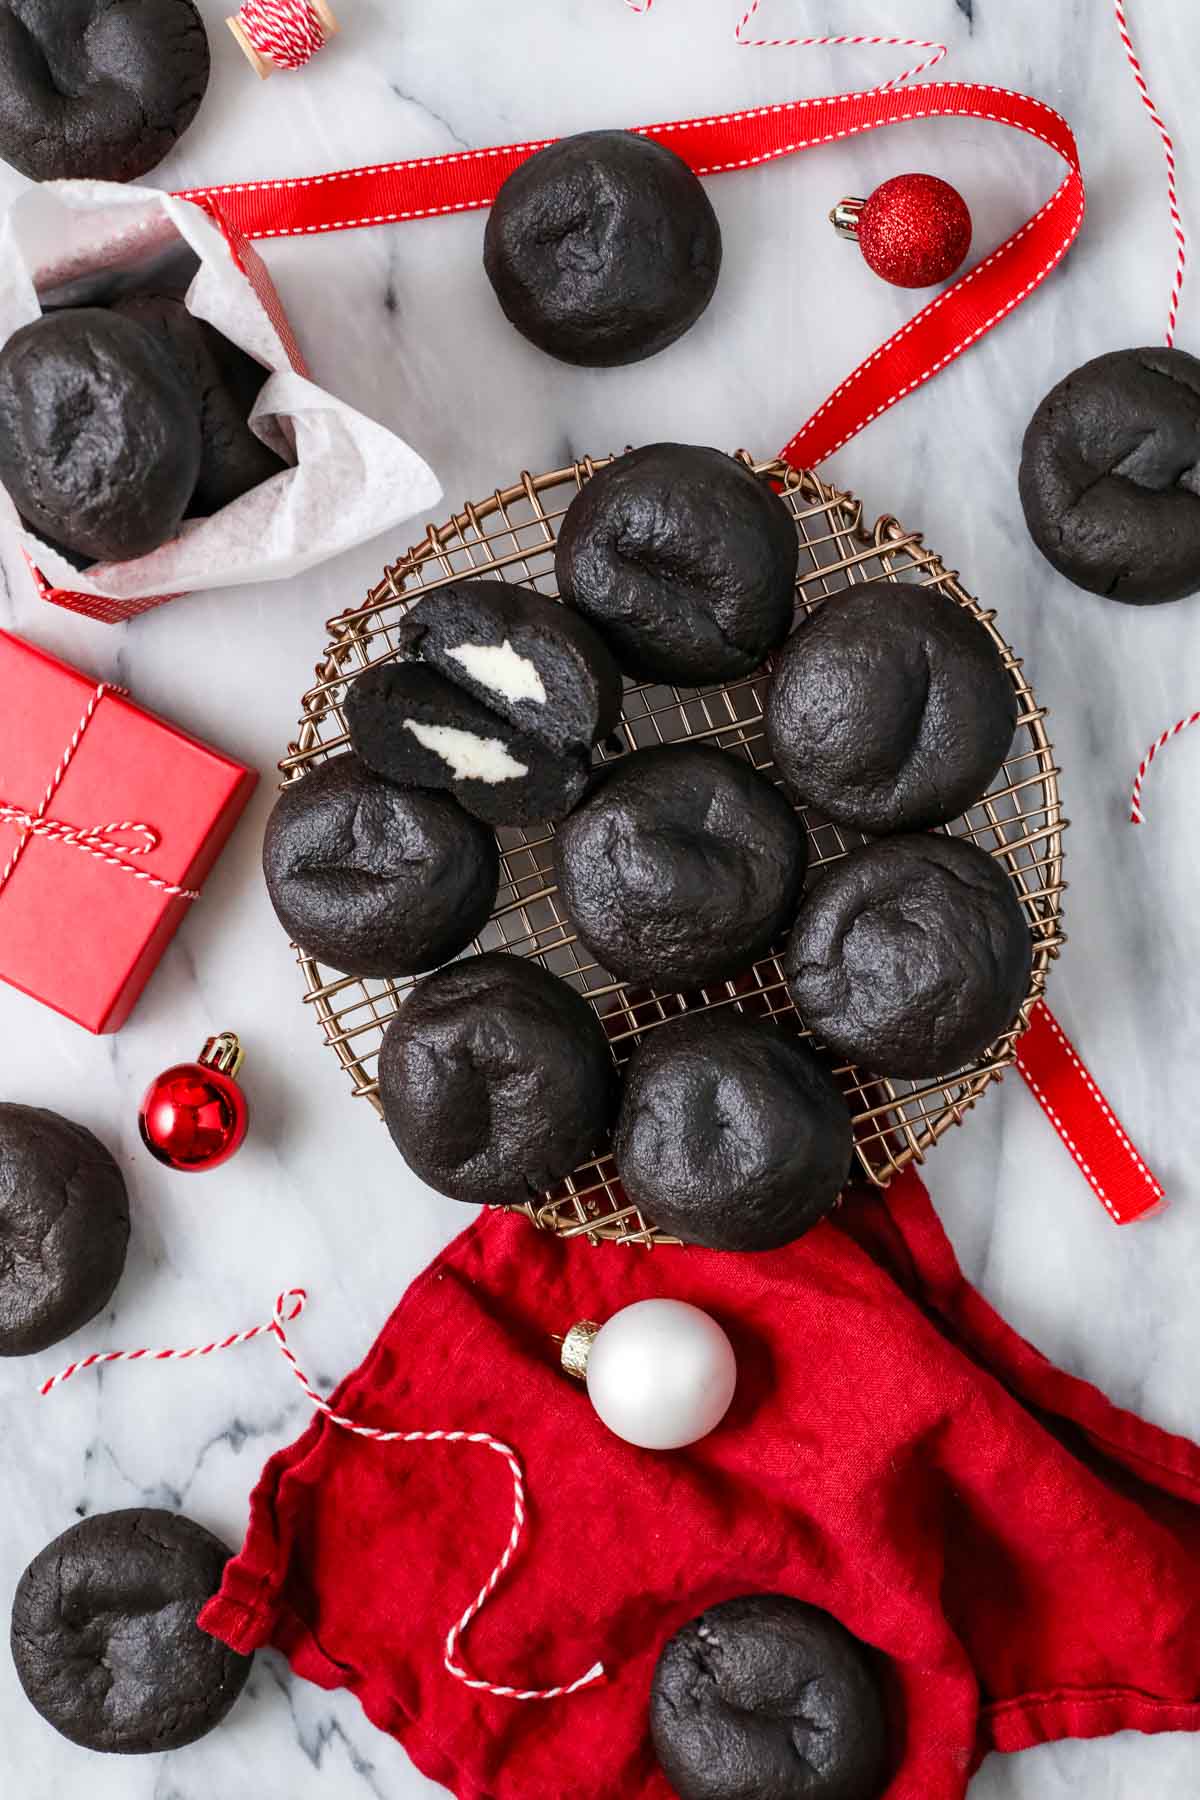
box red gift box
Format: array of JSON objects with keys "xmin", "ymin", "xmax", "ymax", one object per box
[{"xmin": 0, "ymin": 632, "xmax": 257, "ymax": 1032}]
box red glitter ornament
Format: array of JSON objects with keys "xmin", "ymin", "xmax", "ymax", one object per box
[
  {"xmin": 138, "ymin": 1032, "xmax": 249, "ymax": 1173},
  {"xmin": 831, "ymin": 172, "xmax": 972, "ymax": 289}
]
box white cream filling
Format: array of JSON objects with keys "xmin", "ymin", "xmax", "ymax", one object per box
[
  {"xmin": 446, "ymin": 638, "xmax": 548, "ymax": 706},
  {"xmin": 404, "ymin": 718, "xmax": 528, "ymax": 783}
]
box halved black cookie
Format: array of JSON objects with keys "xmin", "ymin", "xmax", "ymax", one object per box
[
  {"xmin": 765, "ymin": 582, "xmax": 1016, "ymax": 832},
  {"xmin": 346, "ymin": 662, "xmax": 590, "ymax": 826},
  {"xmin": 616, "ymin": 1013, "xmax": 853, "ymax": 1250},
  {"xmin": 262, "ymin": 754, "xmax": 499, "ymax": 978},
  {"xmin": 787, "ymin": 835, "xmax": 1032, "ymax": 1079},
  {"xmin": 379, "ymin": 953, "xmax": 617, "ymax": 1205},
  {"xmin": 0, "ymin": 309, "xmax": 201, "ymax": 563},
  {"xmin": 553, "ymin": 744, "xmax": 809, "ymax": 989},
  {"xmin": 484, "ymin": 130, "xmax": 722, "ymax": 367},
  {"xmin": 0, "ymin": 0, "xmax": 210, "ymax": 183},
  {"xmin": 651, "ymin": 1594, "xmax": 888, "ymax": 1800},
  {"xmin": 111, "ymin": 293, "xmax": 287, "ymax": 516},
  {"xmin": 0, "ymin": 1104, "xmax": 128, "ymax": 1356},
  {"xmin": 11, "ymin": 1508, "xmax": 250, "ymax": 1753},
  {"xmin": 1019, "ymin": 347, "xmax": 1200, "ymax": 603},
  {"xmin": 555, "ymin": 444, "xmax": 798, "ymax": 685},
  {"xmin": 395, "ymin": 580, "xmax": 622, "ymax": 755}
]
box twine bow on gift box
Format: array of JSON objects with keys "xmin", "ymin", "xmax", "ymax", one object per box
[{"xmin": 0, "ymin": 682, "xmax": 200, "ymax": 903}]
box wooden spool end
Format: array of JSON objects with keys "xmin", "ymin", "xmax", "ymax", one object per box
[{"xmin": 227, "ymin": 1, "xmax": 340, "ymax": 80}]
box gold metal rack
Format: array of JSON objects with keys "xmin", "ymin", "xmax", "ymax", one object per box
[{"xmin": 282, "ymin": 455, "xmax": 1066, "ymax": 1246}]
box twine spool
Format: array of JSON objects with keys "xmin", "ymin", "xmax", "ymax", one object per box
[{"xmin": 227, "ymin": 0, "xmax": 339, "ymax": 79}]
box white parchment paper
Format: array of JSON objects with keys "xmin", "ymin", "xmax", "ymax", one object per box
[{"xmin": 0, "ymin": 180, "xmax": 442, "ymax": 602}]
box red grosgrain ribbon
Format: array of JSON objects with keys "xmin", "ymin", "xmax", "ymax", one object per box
[
  {"xmin": 0, "ymin": 682, "xmax": 199, "ymax": 902},
  {"xmin": 1015, "ymin": 1002, "xmax": 1165, "ymax": 1224},
  {"xmin": 39, "ymin": 1290, "xmax": 605, "ymax": 1703},
  {"xmin": 176, "ymin": 82, "xmax": 1083, "ymax": 465}
]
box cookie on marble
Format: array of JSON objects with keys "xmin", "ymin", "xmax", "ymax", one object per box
[
  {"xmin": 765, "ymin": 581, "xmax": 1017, "ymax": 832},
  {"xmin": 0, "ymin": 309, "xmax": 201, "ymax": 563},
  {"xmin": 553, "ymin": 744, "xmax": 808, "ymax": 989},
  {"xmin": 395, "ymin": 580, "xmax": 623, "ymax": 755},
  {"xmin": 262, "ymin": 753, "xmax": 500, "ymax": 978},
  {"xmin": 345, "ymin": 662, "xmax": 591, "ymax": 827},
  {"xmin": 651, "ymin": 1594, "xmax": 888, "ymax": 1800},
  {"xmin": 787, "ymin": 834, "xmax": 1032, "ymax": 1079},
  {"xmin": 555, "ymin": 444, "xmax": 798, "ymax": 684},
  {"xmin": 0, "ymin": 1104, "xmax": 128, "ymax": 1357},
  {"xmin": 11, "ymin": 1508, "xmax": 250, "ymax": 1754},
  {"xmin": 0, "ymin": 0, "xmax": 210, "ymax": 183},
  {"xmin": 616, "ymin": 1012, "xmax": 853, "ymax": 1250},
  {"xmin": 111, "ymin": 293, "xmax": 287, "ymax": 516},
  {"xmin": 1019, "ymin": 347, "xmax": 1200, "ymax": 603},
  {"xmin": 484, "ymin": 130, "xmax": 722, "ymax": 366},
  {"xmin": 379, "ymin": 952, "xmax": 617, "ymax": 1205}
]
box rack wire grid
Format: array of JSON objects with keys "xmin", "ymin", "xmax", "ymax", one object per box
[{"xmin": 282, "ymin": 454, "xmax": 1066, "ymax": 1246}]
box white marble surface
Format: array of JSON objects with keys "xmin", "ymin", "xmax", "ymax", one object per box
[{"xmin": 2, "ymin": 1, "xmax": 1200, "ymax": 1795}]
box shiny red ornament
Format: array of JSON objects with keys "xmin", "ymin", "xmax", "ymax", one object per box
[
  {"xmin": 831, "ymin": 173, "xmax": 972, "ymax": 289},
  {"xmin": 138, "ymin": 1032, "xmax": 249, "ymax": 1173}
]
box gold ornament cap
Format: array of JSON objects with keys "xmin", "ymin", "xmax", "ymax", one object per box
[
  {"xmin": 199, "ymin": 1032, "xmax": 245, "ymax": 1079},
  {"xmin": 560, "ymin": 1320, "xmax": 601, "ymax": 1382}
]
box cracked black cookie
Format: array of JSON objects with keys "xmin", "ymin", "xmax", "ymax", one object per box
[
  {"xmin": 553, "ymin": 744, "xmax": 809, "ymax": 990},
  {"xmin": 650, "ymin": 1594, "xmax": 889, "ymax": 1800},
  {"xmin": 786, "ymin": 834, "xmax": 1033, "ymax": 1080},
  {"xmin": 262, "ymin": 753, "xmax": 500, "ymax": 978},
  {"xmin": 0, "ymin": 308, "xmax": 202, "ymax": 563},
  {"xmin": 555, "ymin": 444, "xmax": 798, "ymax": 685},
  {"xmin": 11, "ymin": 1508, "xmax": 251, "ymax": 1753},
  {"xmin": 379, "ymin": 952, "xmax": 617, "ymax": 1206},
  {"xmin": 0, "ymin": 1103, "xmax": 128, "ymax": 1357},
  {"xmin": 111, "ymin": 293, "xmax": 287, "ymax": 516},
  {"xmin": 615, "ymin": 1012, "xmax": 853, "ymax": 1250},
  {"xmin": 0, "ymin": 0, "xmax": 210, "ymax": 183},
  {"xmin": 1019, "ymin": 346, "xmax": 1200, "ymax": 603},
  {"xmin": 765, "ymin": 581, "xmax": 1017, "ymax": 833},
  {"xmin": 484, "ymin": 130, "xmax": 722, "ymax": 366}
]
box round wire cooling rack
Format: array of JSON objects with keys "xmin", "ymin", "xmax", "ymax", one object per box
[{"xmin": 281, "ymin": 454, "xmax": 1066, "ymax": 1247}]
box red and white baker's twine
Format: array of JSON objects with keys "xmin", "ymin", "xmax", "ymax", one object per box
[
  {"xmin": 235, "ymin": 0, "xmax": 326, "ymax": 72},
  {"xmin": 41, "ymin": 1290, "xmax": 605, "ymax": 1704},
  {"xmin": 0, "ymin": 683, "xmax": 198, "ymax": 902},
  {"xmin": 1113, "ymin": 3, "xmax": 1195, "ymax": 825},
  {"xmin": 626, "ymin": 0, "xmax": 947, "ymax": 89},
  {"xmin": 1130, "ymin": 711, "xmax": 1200, "ymax": 825},
  {"xmin": 1113, "ymin": 0, "xmax": 1187, "ymax": 346}
]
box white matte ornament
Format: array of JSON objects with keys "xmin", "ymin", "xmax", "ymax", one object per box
[{"xmin": 581, "ymin": 1300, "xmax": 738, "ymax": 1451}]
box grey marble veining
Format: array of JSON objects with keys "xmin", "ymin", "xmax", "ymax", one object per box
[{"xmin": 2, "ymin": 1, "xmax": 1200, "ymax": 1795}]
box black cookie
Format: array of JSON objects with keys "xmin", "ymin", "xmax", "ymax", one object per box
[
  {"xmin": 379, "ymin": 952, "xmax": 617, "ymax": 1206},
  {"xmin": 0, "ymin": 309, "xmax": 201, "ymax": 563},
  {"xmin": 787, "ymin": 835, "xmax": 1033, "ymax": 1079},
  {"xmin": 765, "ymin": 582, "xmax": 1017, "ymax": 832},
  {"xmin": 395, "ymin": 580, "xmax": 623, "ymax": 755},
  {"xmin": 346, "ymin": 662, "xmax": 590, "ymax": 827},
  {"xmin": 616, "ymin": 1013, "xmax": 853, "ymax": 1250},
  {"xmin": 11, "ymin": 1508, "xmax": 250, "ymax": 1754},
  {"xmin": 111, "ymin": 293, "xmax": 287, "ymax": 516},
  {"xmin": 556, "ymin": 444, "xmax": 798, "ymax": 685},
  {"xmin": 0, "ymin": 1104, "xmax": 128, "ymax": 1357},
  {"xmin": 483, "ymin": 130, "xmax": 722, "ymax": 367},
  {"xmin": 262, "ymin": 754, "xmax": 499, "ymax": 978},
  {"xmin": 554, "ymin": 744, "xmax": 808, "ymax": 989},
  {"xmin": 1019, "ymin": 347, "xmax": 1200, "ymax": 604},
  {"xmin": 651, "ymin": 1595, "xmax": 888, "ymax": 1800},
  {"xmin": 0, "ymin": 0, "xmax": 210, "ymax": 183}
]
